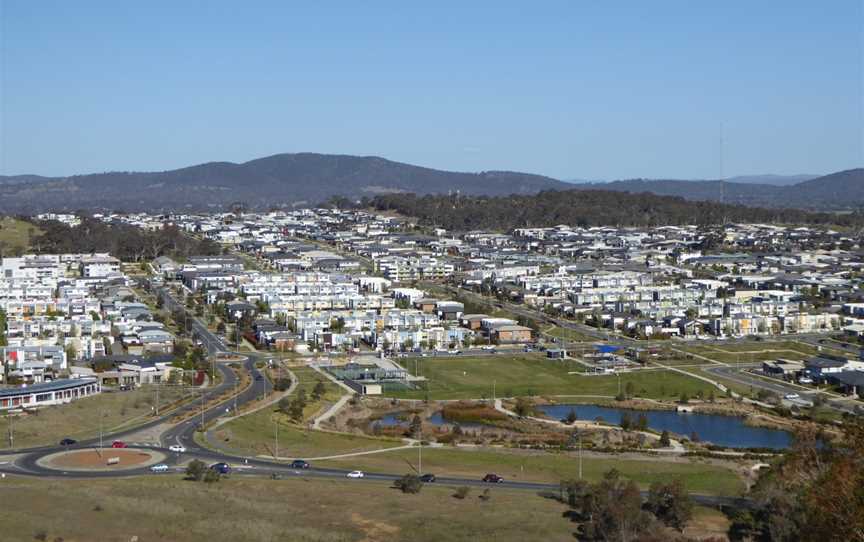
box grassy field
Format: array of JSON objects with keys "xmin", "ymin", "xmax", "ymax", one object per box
[
  {"xmin": 289, "ymin": 365, "xmax": 344, "ymax": 420},
  {"xmin": 317, "ymin": 447, "xmax": 745, "ymax": 496},
  {"xmin": 0, "ymin": 216, "xmax": 40, "ymax": 255},
  {"xmin": 389, "ymin": 355, "xmax": 718, "ymax": 401},
  {"xmin": 0, "ymin": 475, "xmax": 581, "ymax": 541},
  {"xmin": 0, "ymin": 385, "xmax": 192, "ymax": 449},
  {"xmin": 542, "ymin": 325, "xmax": 597, "ymax": 343},
  {"xmin": 210, "ymin": 406, "xmax": 402, "ymax": 459}
]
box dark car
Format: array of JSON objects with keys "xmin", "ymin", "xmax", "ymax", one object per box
[
  {"xmin": 290, "ymin": 460, "xmax": 310, "ymax": 469},
  {"xmin": 255, "ymin": 375, "xmax": 263, "ymax": 381},
  {"xmin": 419, "ymin": 473, "xmax": 436, "ymax": 483},
  {"xmin": 210, "ymin": 462, "xmax": 232, "ymax": 474},
  {"xmin": 482, "ymin": 473, "xmax": 504, "ymax": 483},
  {"xmin": 59, "ymin": 438, "xmax": 76, "ymax": 446}
]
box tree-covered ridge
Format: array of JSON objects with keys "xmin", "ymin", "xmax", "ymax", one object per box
[
  {"xmin": 27, "ymin": 216, "xmax": 221, "ymax": 261},
  {"xmin": 369, "ymin": 190, "xmax": 862, "ymax": 230}
]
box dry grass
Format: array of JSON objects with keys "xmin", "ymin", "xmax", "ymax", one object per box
[
  {"xmin": 0, "ymin": 475, "xmax": 579, "ymax": 541},
  {"xmin": 0, "ymin": 385, "xmax": 192, "ymax": 449}
]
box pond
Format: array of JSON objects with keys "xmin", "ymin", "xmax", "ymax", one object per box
[
  {"xmin": 537, "ymin": 403, "xmax": 794, "ymax": 450},
  {"xmin": 376, "ymin": 411, "xmax": 486, "ymax": 429}
]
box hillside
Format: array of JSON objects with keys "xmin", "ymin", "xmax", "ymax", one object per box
[
  {"xmin": 369, "ymin": 190, "xmax": 862, "ymax": 231},
  {"xmin": 0, "ymin": 153, "xmax": 570, "ymax": 213},
  {"xmin": 585, "ymin": 169, "xmax": 864, "ymax": 210}
]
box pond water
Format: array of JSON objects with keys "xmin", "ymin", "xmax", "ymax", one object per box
[
  {"xmin": 537, "ymin": 404, "xmax": 794, "ymax": 450},
  {"xmin": 376, "ymin": 411, "xmax": 485, "ymax": 429}
]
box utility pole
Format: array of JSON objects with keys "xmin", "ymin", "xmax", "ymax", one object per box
[
  {"xmin": 6, "ymin": 410, "xmax": 13, "ymax": 449},
  {"xmin": 155, "ymin": 383, "xmax": 160, "ymax": 416},
  {"xmin": 492, "ymin": 379, "xmax": 496, "ymax": 402},
  {"xmin": 99, "ymin": 409, "xmax": 103, "ymax": 450},
  {"xmin": 200, "ymin": 389, "xmax": 205, "ymax": 428},
  {"xmin": 578, "ymin": 429, "xmax": 583, "ymax": 480},
  {"xmin": 275, "ymin": 418, "xmax": 279, "ymax": 459}
]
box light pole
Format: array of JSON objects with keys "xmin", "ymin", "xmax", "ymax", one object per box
[
  {"xmin": 274, "ymin": 418, "xmax": 279, "ymax": 459},
  {"xmin": 99, "ymin": 409, "xmax": 104, "ymax": 450}
]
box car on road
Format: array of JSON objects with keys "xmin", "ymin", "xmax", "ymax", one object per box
[
  {"xmin": 111, "ymin": 440, "xmax": 128, "ymax": 448},
  {"xmin": 346, "ymin": 470, "xmax": 365, "ymax": 479},
  {"xmin": 481, "ymin": 345, "xmax": 495, "ymax": 351},
  {"xmin": 419, "ymin": 473, "xmax": 436, "ymax": 483},
  {"xmin": 447, "ymin": 350, "xmax": 461, "ymax": 355},
  {"xmin": 784, "ymin": 393, "xmax": 800, "ymax": 400},
  {"xmin": 255, "ymin": 375, "xmax": 263, "ymax": 381},
  {"xmin": 210, "ymin": 462, "xmax": 232, "ymax": 474},
  {"xmin": 169, "ymin": 444, "xmax": 186, "ymax": 453},
  {"xmin": 482, "ymin": 473, "xmax": 504, "ymax": 483},
  {"xmin": 150, "ymin": 463, "xmax": 169, "ymax": 473},
  {"xmin": 289, "ymin": 460, "xmax": 310, "ymax": 469},
  {"xmin": 798, "ymin": 377, "xmax": 813, "ymax": 385},
  {"xmin": 59, "ymin": 438, "xmax": 76, "ymax": 446}
]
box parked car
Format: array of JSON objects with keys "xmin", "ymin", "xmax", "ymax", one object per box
[
  {"xmin": 482, "ymin": 473, "xmax": 504, "ymax": 483},
  {"xmin": 290, "ymin": 460, "xmax": 310, "ymax": 469},
  {"xmin": 111, "ymin": 440, "xmax": 128, "ymax": 448},
  {"xmin": 169, "ymin": 444, "xmax": 186, "ymax": 453},
  {"xmin": 346, "ymin": 470, "xmax": 365, "ymax": 479},
  {"xmin": 59, "ymin": 438, "xmax": 76, "ymax": 446},
  {"xmin": 210, "ymin": 462, "xmax": 232, "ymax": 474},
  {"xmin": 150, "ymin": 463, "xmax": 169, "ymax": 473},
  {"xmin": 419, "ymin": 473, "xmax": 436, "ymax": 483}
]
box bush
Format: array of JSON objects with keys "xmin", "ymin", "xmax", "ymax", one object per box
[
  {"xmin": 453, "ymin": 486, "xmax": 471, "ymax": 499},
  {"xmin": 203, "ymin": 469, "xmax": 221, "ymax": 483},
  {"xmin": 394, "ymin": 474, "xmax": 423, "ymax": 494},
  {"xmin": 185, "ymin": 459, "xmax": 207, "ymax": 481}
]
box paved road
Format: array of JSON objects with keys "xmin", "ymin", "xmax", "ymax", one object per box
[
  {"xmin": 0, "ymin": 280, "xmax": 752, "ymax": 510},
  {"xmin": 704, "ymin": 364, "xmax": 859, "ymax": 415}
]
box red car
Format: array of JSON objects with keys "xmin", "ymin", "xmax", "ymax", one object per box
[{"xmin": 111, "ymin": 441, "xmax": 128, "ymax": 448}]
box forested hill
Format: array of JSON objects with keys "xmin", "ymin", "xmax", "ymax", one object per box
[
  {"xmin": 0, "ymin": 153, "xmax": 569, "ymax": 213},
  {"xmin": 369, "ymin": 190, "xmax": 862, "ymax": 230}
]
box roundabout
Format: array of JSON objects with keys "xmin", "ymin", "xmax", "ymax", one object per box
[{"xmin": 37, "ymin": 447, "xmax": 166, "ymax": 472}]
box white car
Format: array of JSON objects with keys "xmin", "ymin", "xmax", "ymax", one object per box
[
  {"xmin": 169, "ymin": 445, "xmax": 186, "ymax": 453},
  {"xmin": 784, "ymin": 393, "xmax": 800, "ymax": 400},
  {"xmin": 346, "ymin": 470, "xmax": 365, "ymax": 479},
  {"xmin": 150, "ymin": 463, "xmax": 169, "ymax": 473}
]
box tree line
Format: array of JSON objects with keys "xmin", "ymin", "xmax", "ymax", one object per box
[
  {"xmin": 367, "ymin": 191, "xmax": 863, "ymax": 231},
  {"xmin": 25, "ymin": 216, "xmax": 221, "ymax": 262}
]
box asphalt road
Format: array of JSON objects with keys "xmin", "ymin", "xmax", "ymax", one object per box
[{"xmin": 0, "ymin": 281, "xmax": 751, "ymax": 511}]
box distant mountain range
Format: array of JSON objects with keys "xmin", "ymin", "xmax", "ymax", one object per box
[
  {"xmin": 583, "ymin": 169, "xmax": 864, "ymax": 210},
  {"xmin": 0, "ymin": 153, "xmax": 570, "ymax": 213},
  {"xmin": 0, "ymin": 153, "xmax": 860, "ymax": 213}
]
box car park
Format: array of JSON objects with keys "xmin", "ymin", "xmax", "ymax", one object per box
[{"xmin": 346, "ymin": 470, "xmax": 365, "ymax": 479}]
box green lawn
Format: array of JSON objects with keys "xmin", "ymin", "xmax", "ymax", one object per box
[
  {"xmin": 0, "ymin": 216, "xmax": 41, "ymax": 255},
  {"xmin": 317, "ymin": 447, "xmax": 745, "ymax": 496},
  {"xmin": 210, "ymin": 406, "xmax": 402, "ymax": 459},
  {"xmin": 0, "ymin": 384, "xmax": 192, "ymax": 449},
  {"xmin": 389, "ymin": 355, "xmax": 718, "ymax": 401},
  {"xmin": 543, "ymin": 325, "xmax": 596, "ymax": 343},
  {"xmin": 289, "ymin": 365, "xmax": 344, "ymax": 420}
]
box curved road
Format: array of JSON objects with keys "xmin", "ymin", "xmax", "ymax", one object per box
[{"xmin": 0, "ymin": 283, "xmax": 749, "ymax": 510}]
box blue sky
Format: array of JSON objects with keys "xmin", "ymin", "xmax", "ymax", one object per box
[{"xmin": 1, "ymin": 1, "xmax": 862, "ymax": 180}]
